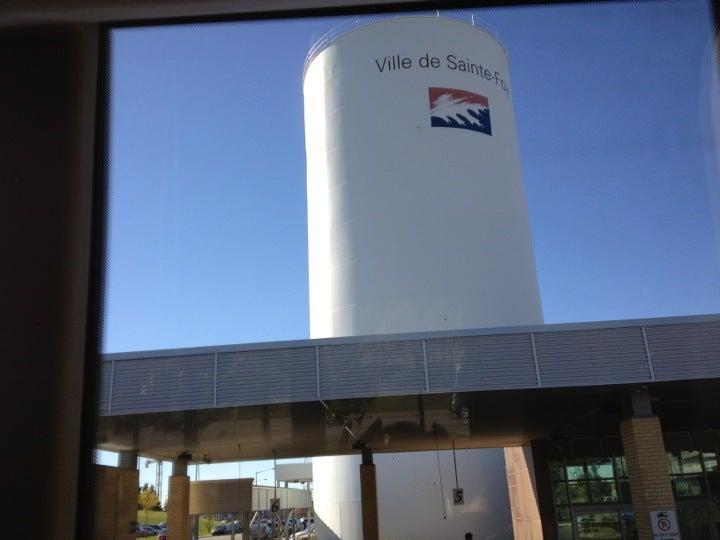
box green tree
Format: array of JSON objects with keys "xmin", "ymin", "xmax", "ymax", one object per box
[
  {"xmin": 137, "ymin": 483, "xmax": 149, "ymax": 510},
  {"xmin": 138, "ymin": 484, "xmax": 161, "ymax": 522}
]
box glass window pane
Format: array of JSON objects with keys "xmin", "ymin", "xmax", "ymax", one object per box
[
  {"xmin": 557, "ymin": 507, "xmax": 573, "ymax": 540},
  {"xmin": 569, "ymin": 481, "xmax": 589, "ymax": 504},
  {"xmin": 614, "ymin": 456, "xmax": 627, "ymax": 478},
  {"xmin": 95, "ymin": 4, "xmax": 720, "ymax": 540},
  {"xmin": 550, "ymin": 460, "xmax": 566, "ymax": 481},
  {"xmin": 553, "ymin": 481, "xmax": 569, "ymax": 506},
  {"xmin": 587, "ymin": 457, "xmax": 614, "ymax": 479},
  {"xmin": 707, "ymin": 472, "xmax": 720, "ymax": 500},
  {"xmin": 679, "ymin": 451, "xmax": 703, "ymax": 474},
  {"xmin": 557, "ymin": 506, "xmax": 573, "ymax": 540},
  {"xmin": 557, "ymin": 506, "xmax": 571, "ymax": 522},
  {"xmin": 576, "ymin": 512, "xmax": 621, "ymax": 540},
  {"xmin": 678, "ymin": 501, "xmax": 713, "ymax": 538},
  {"xmin": 668, "ymin": 452, "xmax": 682, "ymax": 475},
  {"xmin": 620, "ymin": 512, "xmax": 636, "ymax": 539},
  {"xmin": 703, "ymin": 452, "xmax": 718, "ymax": 472},
  {"xmin": 673, "ymin": 476, "xmax": 705, "ymax": 498},
  {"xmin": 588, "ymin": 479, "xmax": 618, "ymax": 503},
  {"xmin": 567, "ymin": 459, "xmax": 586, "ymax": 480},
  {"xmin": 559, "ymin": 522, "xmax": 574, "ymax": 540},
  {"xmin": 618, "ymin": 479, "xmax": 632, "ymax": 503}
]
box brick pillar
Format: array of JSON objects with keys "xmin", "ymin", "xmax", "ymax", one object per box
[
  {"xmin": 168, "ymin": 474, "xmax": 190, "ymax": 539},
  {"xmin": 620, "ymin": 416, "xmax": 676, "ymax": 540},
  {"xmin": 93, "ymin": 464, "xmax": 139, "ymax": 539},
  {"xmin": 117, "ymin": 467, "xmax": 140, "ymax": 538},
  {"xmin": 505, "ymin": 440, "xmax": 557, "ymax": 540},
  {"xmin": 359, "ymin": 448, "xmax": 379, "ymax": 540}
]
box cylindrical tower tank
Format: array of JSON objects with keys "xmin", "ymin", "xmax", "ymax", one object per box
[{"xmin": 304, "ymin": 15, "xmax": 543, "ymax": 540}]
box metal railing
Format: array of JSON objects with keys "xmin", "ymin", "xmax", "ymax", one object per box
[{"xmin": 302, "ymin": 11, "xmax": 501, "ymax": 77}]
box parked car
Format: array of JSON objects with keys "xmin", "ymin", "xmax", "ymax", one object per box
[
  {"xmin": 248, "ymin": 521, "xmax": 272, "ymax": 537},
  {"xmin": 156, "ymin": 533, "xmax": 166, "ymax": 540},
  {"xmin": 136, "ymin": 524, "xmax": 156, "ymax": 536},
  {"xmin": 296, "ymin": 517, "xmax": 314, "ymax": 530},
  {"xmin": 211, "ymin": 523, "xmax": 231, "ymax": 535},
  {"xmin": 211, "ymin": 521, "xmax": 242, "ymax": 535}
]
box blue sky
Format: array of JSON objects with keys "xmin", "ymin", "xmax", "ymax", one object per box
[{"xmin": 99, "ymin": 1, "xmax": 720, "ymax": 503}]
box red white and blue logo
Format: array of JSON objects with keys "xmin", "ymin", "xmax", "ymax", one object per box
[{"xmin": 429, "ymin": 87, "xmax": 492, "ymax": 136}]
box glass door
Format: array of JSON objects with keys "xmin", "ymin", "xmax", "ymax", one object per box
[
  {"xmin": 572, "ymin": 506, "xmax": 635, "ymax": 540},
  {"xmin": 676, "ymin": 499, "xmax": 716, "ymax": 539}
]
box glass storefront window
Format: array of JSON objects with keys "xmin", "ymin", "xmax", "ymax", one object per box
[
  {"xmin": 550, "ymin": 460, "xmax": 566, "ymax": 481},
  {"xmin": 677, "ymin": 502, "xmax": 712, "ymax": 539},
  {"xmin": 558, "ymin": 522, "xmax": 574, "ymax": 540},
  {"xmin": 669, "ymin": 451, "xmax": 703, "ymax": 474},
  {"xmin": 702, "ymin": 452, "xmax": 718, "ymax": 472},
  {"xmin": 548, "ymin": 446, "xmax": 720, "ymax": 538},
  {"xmin": 553, "ymin": 481, "xmax": 569, "ymax": 506},
  {"xmin": 587, "ymin": 457, "xmax": 614, "ymax": 479},
  {"xmin": 568, "ymin": 481, "xmax": 590, "ymax": 504},
  {"xmin": 567, "ymin": 459, "xmax": 586, "ymax": 480},
  {"xmin": 588, "ymin": 479, "xmax": 618, "ymax": 503},
  {"xmin": 576, "ymin": 511, "xmax": 621, "ymax": 540},
  {"xmin": 557, "ymin": 507, "xmax": 573, "ymax": 540},
  {"xmin": 617, "ymin": 479, "xmax": 632, "ymax": 502},
  {"xmin": 620, "ymin": 512, "xmax": 636, "ymax": 538},
  {"xmin": 614, "ymin": 456, "xmax": 627, "ymax": 478},
  {"xmin": 707, "ymin": 473, "xmax": 720, "ymax": 503},
  {"xmin": 548, "ymin": 445, "xmax": 720, "ymax": 537},
  {"xmin": 680, "ymin": 451, "xmax": 703, "ymax": 473},
  {"xmin": 673, "ymin": 476, "xmax": 706, "ymax": 498}
]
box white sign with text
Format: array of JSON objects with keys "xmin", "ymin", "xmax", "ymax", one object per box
[{"xmin": 650, "ymin": 510, "xmax": 680, "ymax": 539}]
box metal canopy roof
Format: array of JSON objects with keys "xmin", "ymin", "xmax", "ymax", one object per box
[
  {"xmin": 100, "ymin": 314, "xmax": 720, "ymax": 418},
  {"xmin": 96, "ymin": 315, "xmax": 720, "ymax": 462}
]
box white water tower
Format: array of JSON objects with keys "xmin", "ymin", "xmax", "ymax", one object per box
[{"xmin": 304, "ymin": 15, "xmax": 542, "ymax": 540}]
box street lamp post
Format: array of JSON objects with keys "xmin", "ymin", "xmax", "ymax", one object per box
[
  {"xmin": 255, "ymin": 467, "xmax": 274, "ymax": 486},
  {"xmin": 254, "ymin": 465, "xmax": 275, "ymax": 540}
]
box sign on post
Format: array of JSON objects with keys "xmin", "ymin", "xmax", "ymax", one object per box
[
  {"xmin": 650, "ymin": 510, "xmax": 680, "ymax": 539},
  {"xmin": 453, "ymin": 488, "xmax": 464, "ymax": 505},
  {"xmin": 270, "ymin": 498, "xmax": 281, "ymax": 513}
]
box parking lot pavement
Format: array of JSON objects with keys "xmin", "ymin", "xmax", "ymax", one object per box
[
  {"xmin": 199, "ymin": 535, "xmax": 253, "ymax": 539},
  {"xmin": 199, "ymin": 532, "xmax": 253, "ymax": 539},
  {"xmin": 198, "ymin": 536, "xmax": 274, "ymax": 540},
  {"xmin": 199, "ymin": 530, "xmax": 313, "ymax": 540}
]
